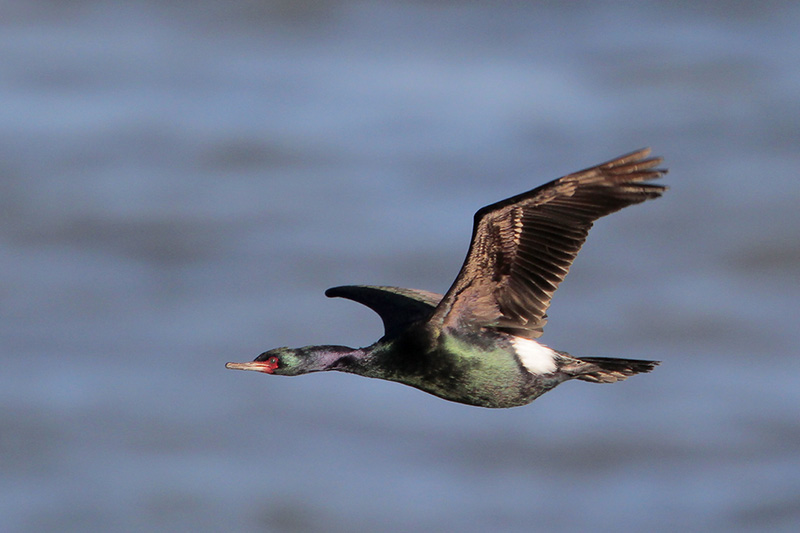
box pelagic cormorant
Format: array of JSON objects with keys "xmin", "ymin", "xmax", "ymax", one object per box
[{"xmin": 227, "ymin": 148, "xmax": 667, "ymax": 408}]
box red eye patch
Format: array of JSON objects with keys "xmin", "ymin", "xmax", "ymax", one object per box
[{"xmin": 264, "ymin": 356, "xmax": 279, "ymax": 373}]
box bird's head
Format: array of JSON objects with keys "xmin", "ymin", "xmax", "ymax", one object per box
[{"xmin": 226, "ymin": 345, "xmax": 357, "ymax": 376}]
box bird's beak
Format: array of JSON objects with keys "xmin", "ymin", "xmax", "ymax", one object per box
[{"xmin": 225, "ymin": 361, "xmax": 276, "ymax": 374}]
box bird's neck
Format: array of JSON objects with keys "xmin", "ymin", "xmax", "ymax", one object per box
[
  {"xmin": 313, "ymin": 342, "xmax": 397, "ymax": 379},
  {"xmin": 301, "ymin": 344, "xmax": 370, "ymax": 372},
  {"xmin": 332, "ymin": 339, "xmax": 420, "ymax": 381},
  {"xmin": 306, "ymin": 339, "xmax": 424, "ymax": 381}
]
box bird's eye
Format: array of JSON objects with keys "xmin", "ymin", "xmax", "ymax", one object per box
[{"xmin": 268, "ymin": 356, "xmax": 279, "ymax": 366}]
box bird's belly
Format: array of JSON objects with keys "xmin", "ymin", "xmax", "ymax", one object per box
[
  {"xmin": 403, "ymin": 365, "xmax": 543, "ymax": 408},
  {"xmin": 398, "ymin": 333, "xmax": 556, "ymax": 408}
]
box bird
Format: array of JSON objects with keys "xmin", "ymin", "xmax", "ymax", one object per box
[{"xmin": 226, "ymin": 148, "xmax": 667, "ymax": 408}]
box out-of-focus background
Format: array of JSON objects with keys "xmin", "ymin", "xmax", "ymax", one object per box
[{"xmin": 2, "ymin": 1, "xmax": 799, "ymax": 531}]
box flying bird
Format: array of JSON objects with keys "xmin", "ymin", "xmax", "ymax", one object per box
[{"xmin": 227, "ymin": 148, "xmax": 667, "ymax": 408}]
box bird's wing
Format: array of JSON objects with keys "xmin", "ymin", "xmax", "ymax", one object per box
[
  {"xmin": 431, "ymin": 148, "xmax": 667, "ymax": 338},
  {"xmin": 325, "ymin": 285, "xmax": 443, "ymax": 339}
]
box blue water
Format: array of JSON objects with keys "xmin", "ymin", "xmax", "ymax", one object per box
[{"xmin": 2, "ymin": 2, "xmax": 799, "ymax": 531}]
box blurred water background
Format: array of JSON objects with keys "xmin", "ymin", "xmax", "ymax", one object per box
[{"xmin": 2, "ymin": 1, "xmax": 799, "ymax": 531}]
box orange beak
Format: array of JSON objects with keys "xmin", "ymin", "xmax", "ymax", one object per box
[{"xmin": 225, "ymin": 361, "xmax": 278, "ymax": 374}]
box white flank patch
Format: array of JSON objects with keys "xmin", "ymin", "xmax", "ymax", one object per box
[{"xmin": 512, "ymin": 337, "xmax": 558, "ymax": 375}]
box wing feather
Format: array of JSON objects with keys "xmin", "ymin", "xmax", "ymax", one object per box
[
  {"xmin": 431, "ymin": 148, "xmax": 667, "ymax": 338},
  {"xmin": 325, "ymin": 285, "xmax": 443, "ymax": 339}
]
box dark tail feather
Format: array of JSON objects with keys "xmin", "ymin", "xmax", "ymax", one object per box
[{"xmin": 570, "ymin": 356, "xmax": 660, "ymax": 384}]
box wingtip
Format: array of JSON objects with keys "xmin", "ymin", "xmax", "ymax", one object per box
[
  {"xmin": 324, "ymin": 286, "xmax": 342, "ymax": 298},
  {"xmin": 325, "ymin": 285, "xmax": 382, "ymax": 298},
  {"xmin": 581, "ymin": 149, "xmax": 667, "ymax": 185},
  {"xmin": 603, "ymin": 147, "xmax": 651, "ymax": 167}
]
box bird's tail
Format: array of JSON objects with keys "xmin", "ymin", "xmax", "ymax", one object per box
[{"xmin": 561, "ymin": 355, "xmax": 660, "ymax": 383}]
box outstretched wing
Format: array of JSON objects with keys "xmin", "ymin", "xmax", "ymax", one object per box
[
  {"xmin": 431, "ymin": 148, "xmax": 667, "ymax": 338},
  {"xmin": 325, "ymin": 285, "xmax": 443, "ymax": 339}
]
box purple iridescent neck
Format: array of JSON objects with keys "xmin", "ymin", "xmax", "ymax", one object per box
[{"xmin": 299, "ymin": 345, "xmax": 368, "ymax": 372}]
